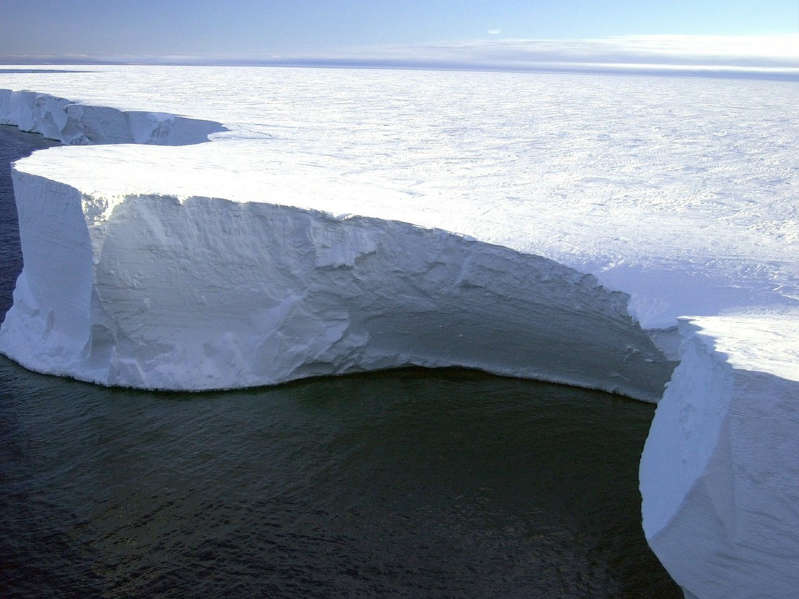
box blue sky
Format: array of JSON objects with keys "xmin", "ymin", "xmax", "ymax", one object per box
[{"xmin": 1, "ymin": 0, "xmax": 797, "ymax": 64}]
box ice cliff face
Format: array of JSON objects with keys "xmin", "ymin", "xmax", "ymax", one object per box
[
  {"xmin": 0, "ymin": 86, "xmax": 673, "ymax": 398},
  {"xmin": 1, "ymin": 169, "xmax": 671, "ymax": 399},
  {"xmin": 641, "ymin": 313, "xmax": 799, "ymax": 599},
  {"xmin": 0, "ymin": 88, "xmax": 224, "ymax": 145}
]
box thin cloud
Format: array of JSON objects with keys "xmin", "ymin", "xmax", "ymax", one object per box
[
  {"xmin": 487, "ymin": 29, "xmax": 502, "ymax": 36},
  {"xmin": 4, "ymin": 34, "xmax": 799, "ymax": 76},
  {"xmin": 342, "ymin": 34, "xmax": 799, "ymax": 69}
]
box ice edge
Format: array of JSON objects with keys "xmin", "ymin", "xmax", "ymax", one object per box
[
  {"xmin": 0, "ymin": 87, "xmax": 226, "ymax": 146},
  {"xmin": 0, "ymin": 86, "xmax": 675, "ymax": 400}
]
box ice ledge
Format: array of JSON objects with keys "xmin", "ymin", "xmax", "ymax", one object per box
[
  {"xmin": 0, "ymin": 85, "xmax": 674, "ymax": 399},
  {"xmin": 641, "ymin": 313, "xmax": 799, "ymax": 599},
  {"xmin": 0, "ymin": 170, "xmax": 673, "ymax": 399},
  {"xmin": 0, "ymin": 88, "xmax": 225, "ymax": 145}
]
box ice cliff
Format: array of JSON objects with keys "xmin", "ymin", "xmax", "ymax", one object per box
[
  {"xmin": 0, "ymin": 88, "xmax": 672, "ymax": 398},
  {"xmin": 0, "ymin": 88, "xmax": 224, "ymax": 145},
  {"xmin": 1, "ymin": 72, "xmax": 798, "ymax": 599},
  {"xmin": 641, "ymin": 313, "xmax": 799, "ymax": 599},
  {"xmin": 2, "ymin": 170, "xmax": 671, "ymax": 399}
]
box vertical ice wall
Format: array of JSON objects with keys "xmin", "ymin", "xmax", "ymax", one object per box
[
  {"xmin": 1, "ymin": 169, "xmax": 674, "ymax": 397},
  {"xmin": 641, "ymin": 315, "xmax": 799, "ymax": 599},
  {"xmin": 0, "ymin": 88, "xmax": 224, "ymax": 145}
]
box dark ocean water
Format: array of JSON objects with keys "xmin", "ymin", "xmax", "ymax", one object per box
[{"xmin": 0, "ymin": 125, "xmax": 680, "ymax": 598}]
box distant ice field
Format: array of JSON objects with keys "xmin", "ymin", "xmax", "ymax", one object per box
[{"xmin": 2, "ymin": 65, "xmax": 798, "ymax": 328}]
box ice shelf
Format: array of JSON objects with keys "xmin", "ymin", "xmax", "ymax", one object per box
[
  {"xmin": 1, "ymin": 66, "xmax": 798, "ymax": 598},
  {"xmin": 641, "ymin": 311, "xmax": 799, "ymax": 599}
]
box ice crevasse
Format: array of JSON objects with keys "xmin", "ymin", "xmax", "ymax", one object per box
[{"xmin": 1, "ymin": 75, "xmax": 798, "ymax": 599}]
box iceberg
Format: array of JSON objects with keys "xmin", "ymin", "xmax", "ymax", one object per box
[{"xmin": 1, "ymin": 65, "xmax": 798, "ymax": 598}]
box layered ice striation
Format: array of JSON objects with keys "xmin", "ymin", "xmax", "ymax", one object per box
[
  {"xmin": 2, "ymin": 169, "xmax": 670, "ymax": 398},
  {"xmin": 2, "ymin": 66, "xmax": 799, "ymax": 599}
]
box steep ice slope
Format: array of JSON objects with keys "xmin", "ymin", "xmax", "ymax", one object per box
[
  {"xmin": 641, "ymin": 311, "xmax": 799, "ymax": 599},
  {"xmin": 1, "ymin": 169, "xmax": 671, "ymax": 399},
  {"xmin": 0, "ymin": 83, "xmax": 674, "ymax": 398}
]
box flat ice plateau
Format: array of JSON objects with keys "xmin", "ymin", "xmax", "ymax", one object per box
[{"xmin": 1, "ymin": 65, "xmax": 798, "ymax": 598}]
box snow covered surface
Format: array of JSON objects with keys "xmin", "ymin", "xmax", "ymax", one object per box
[
  {"xmin": 1, "ymin": 66, "xmax": 797, "ymax": 329},
  {"xmin": 1, "ymin": 65, "xmax": 798, "ymax": 598}
]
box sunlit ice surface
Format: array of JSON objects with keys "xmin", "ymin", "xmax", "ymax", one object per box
[{"xmin": 2, "ymin": 64, "xmax": 798, "ymax": 330}]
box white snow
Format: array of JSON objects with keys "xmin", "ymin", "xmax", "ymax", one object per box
[
  {"xmin": 1, "ymin": 65, "xmax": 798, "ymax": 598},
  {"xmin": 2, "ymin": 66, "xmax": 797, "ymax": 328}
]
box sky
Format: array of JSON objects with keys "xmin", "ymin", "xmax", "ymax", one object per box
[{"xmin": 0, "ymin": 0, "xmax": 798, "ymax": 66}]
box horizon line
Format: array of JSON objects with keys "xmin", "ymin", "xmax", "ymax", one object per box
[{"xmin": 2, "ymin": 57, "xmax": 799, "ymax": 83}]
